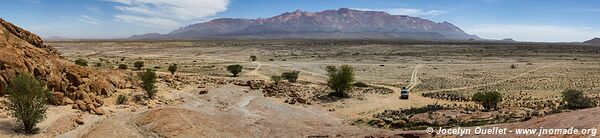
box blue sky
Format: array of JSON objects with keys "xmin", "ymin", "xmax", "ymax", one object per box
[{"xmin": 1, "ymin": 0, "xmax": 599, "ymax": 42}]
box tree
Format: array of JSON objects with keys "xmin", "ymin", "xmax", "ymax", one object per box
[
  {"xmin": 141, "ymin": 69, "xmax": 157, "ymax": 98},
  {"xmin": 472, "ymin": 91, "xmax": 502, "ymax": 111},
  {"xmin": 168, "ymin": 64, "xmax": 178, "ymax": 75},
  {"xmin": 281, "ymin": 71, "xmax": 299, "ymax": 83},
  {"xmin": 250, "ymin": 55, "xmax": 257, "ymax": 61},
  {"xmin": 118, "ymin": 64, "xmax": 128, "ymax": 70},
  {"xmin": 227, "ymin": 64, "xmax": 243, "ymax": 77},
  {"xmin": 271, "ymin": 75, "xmax": 282, "ymax": 86},
  {"xmin": 6, "ymin": 74, "xmax": 48, "ymax": 133},
  {"xmin": 326, "ymin": 65, "xmax": 355, "ymax": 97},
  {"xmin": 134, "ymin": 61, "xmax": 144, "ymax": 70},
  {"xmin": 561, "ymin": 89, "xmax": 595, "ymax": 109},
  {"xmin": 75, "ymin": 58, "xmax": 88, "ymax": 66}
]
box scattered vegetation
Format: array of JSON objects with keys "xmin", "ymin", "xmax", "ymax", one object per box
[
  {"xmin": 118, "ymin": 64, "xmax": 128, "ymax": 70},
  {"xmin": 250, "ymin": 55, "xmax": 257, "ymax": 61},
  {"xmin": 168, "ymin": 64, "xmax": 178, "ymax": 75},
  {"xmin": 141, "ymin": 69, "xmax": 157, "ymax": 99},
  {"xmin": 326, "ymin": 65, "xmax": 355, "ymax": 97},
  {"xmin": 561, "ymin": 89, "xmax": 595, "ymax": 109},
  {"xmin": 95, "ymin": 62, "xmax": 102, "ymax": 67},
  {"xmin": 281, "ymin": 71, "xmax": 299, "ymax": 83},
  {"xmin": 6, "ymin": 74, "xmax": 48, "ymax": 133},
  {"xmin": 116, "ymin": 95, "xmax": 128, "ymax": 105},
  {"xmin": 472, "ymin": 91, "xmax": 503, "ymax": 111},
  {"xmin": 75, "ymin": 58, "xmax": 88, "ymax": 66},
  {"xmin": 226, "ymin": 64, "xmax": 243, "ymax": 77},
  {"xmin": 270, "ymin": 75, "xmax": 282, "ymax": 86},
  {"xmin": 134, "ymin": 61, "xmax": 144, "ymax": 70}
]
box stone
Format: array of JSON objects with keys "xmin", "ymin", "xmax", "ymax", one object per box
[
  {"xmin": 93, "ymin": 107, "xmax": 105, "ymax": 115},
  {"xmin": 199, "ymin": 90, "xmax": 208, "ymax": 95},
  {"xmin": 75, "ymin": 100, "xmax": 86, "ymax": 111},
  {"xmin": 63, "ymin": 97, "xmax": 74, "ymax": 105},
  {"xmin": 75, "ymin": 118, "xmax": 84, "ymax": 125}
]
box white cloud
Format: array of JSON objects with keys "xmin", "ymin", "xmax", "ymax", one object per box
[
  {"xmin": 464, "ymin": 24, "xmax": 600, "ymax": 42},
  {"xmin": 114, "ymin": 14, "xmax": 180, "ymax": 28},
  {"xmin": 77, "ymin": 15, "xmax": 102, "ymax": 25},
  {"xmin": 107, "ymin": 0, "xmax": 230, "ymax": 29},
  {"xmin": 352, "ymin": 8, "xmax": 446, "ymax": 16}
]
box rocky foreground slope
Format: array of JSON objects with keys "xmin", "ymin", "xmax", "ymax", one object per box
[{"xmin": 0, "ymin": 18, "xmax": 126, "ymax": 115}]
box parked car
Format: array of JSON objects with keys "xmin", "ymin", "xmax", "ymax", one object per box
[{"xmin": 400, "ymin": 87, "xmax": 409, "ymax": 99}]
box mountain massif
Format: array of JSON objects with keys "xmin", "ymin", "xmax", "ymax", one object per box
[
  {"xmin": 584, "ymin": 38, "xmax": 600, "ymax": 44},
  {"xmin": 131, "ymin": 8, "xmax": 477, "ymax": 40}
]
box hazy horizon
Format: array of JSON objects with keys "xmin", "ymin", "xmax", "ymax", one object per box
[{"xmin": 1, "ymin": 0, "xmax": 599, "ymax": 42}]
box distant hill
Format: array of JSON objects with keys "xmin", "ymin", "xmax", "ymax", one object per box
[
  {"xmin": 584, "ymin": 38, "xmax": 600, "ymax": 44},
  {"xmin": 131, "ymin": 8, "xmax": 478, "ymax": 40}
]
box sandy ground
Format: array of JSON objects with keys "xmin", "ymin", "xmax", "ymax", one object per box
[{"xmin": 0, "ymin": 40, "xmax": 593, "ymax": 137}]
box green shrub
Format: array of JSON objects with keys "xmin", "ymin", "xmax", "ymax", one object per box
[
  {"xmin": 281, "ymin": 71, "xmax": 299, "ymax": 83},
  {"xmin": 250, "ymin": 55, "xmax": 257, "ymax": 61},
  {"xmin": 6, "ymin": 74, "xmax": 48, "ymax": 133},
  {"xmin": 116, "ymin": 95, "xmax": 128, "ymax": 105},
  {"xmin": 118, "ymin": 64, "xmax": 128, "ymax": 70},
  {"xmin": 326, "ymin": 65, "xmax": 355, "ymax": 97},
  {"xmin": 95, "ymin": 62, "xmax": 102, "ymax": 67},
  {"xmin": 168, "ymin": 64, "xmax": 178, "ymax": 75},
  {"xmin": 226, "ymin": 64, "xmax": 243, "ymax": 77},
  {"xmin": 134, "ymin": 61, "xmax": 144, "ymax": 70},
  {"xmin": 141, "ymin": 69, "xmax": 157, "ymax": 99},
  {"xmin": 75, "ymin": 58, "xmax": 88, "ymax": 66},
  {"xmin": 353, "ymin": 82, "xmax": 370, "ymax": 87},
  {"xmin": 271, "ymin": 75, "xmax": 282, "ymax": 86},
  {"xmin": 561, "ymin": 89, "xmax": 595, "ymax": 109},
  {"xmin": 472, "ymin": 91, "xmax": 502, "ymax": 111}
]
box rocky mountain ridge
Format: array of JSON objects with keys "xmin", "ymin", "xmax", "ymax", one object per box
[{"xmin": 132, "ymin": 8, "xmax": 478, "ymax": 40}]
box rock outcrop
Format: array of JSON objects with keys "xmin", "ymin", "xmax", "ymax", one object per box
[{"xmin": 0, "ymin": 18, "xmax": 125, "ymax": 115}]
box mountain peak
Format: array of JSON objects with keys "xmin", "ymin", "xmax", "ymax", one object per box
[
  {"xmin": 132, "ymin": 8, "xmax": 477, "ymax": 40},
  {"xmin": 584, "ymin": 38, "xmax": 600, "ymax": 44}
]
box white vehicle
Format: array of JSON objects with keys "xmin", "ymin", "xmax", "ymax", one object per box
[{"xmin": 400, "ymin": 87, "xmax": 409, "ymax": 99}]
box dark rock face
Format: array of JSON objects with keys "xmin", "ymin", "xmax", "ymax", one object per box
[{"xmin": 131, "ymin": 8, "xmax": 478, "ymax": 40}]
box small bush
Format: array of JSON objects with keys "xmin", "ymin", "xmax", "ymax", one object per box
[
  {"xmin": 141, "ymin": 69, "xmax": 157, "ymax": 98},
  {"xmin": 75, "ymin": 58, "xmax": 88, "ymax": 66},
  {"xmin": 118, "ymin": 64, "xmax": 128, "ymax": 70},
  {"xmin": 134, "ymin": 61, "xmax": 144, "ymax": 70},
  {"xmin": 6, "ymin": 74, "xmax": 48, "ymax": 133},
  {"xmin": 281, "ymin": 71, "xmax": 299, "ymax": 83},
  {"xmin": 95, "ymin": 62, "xmax": 102, "ymax": 67},
  {"xmin": 250, "ymin": 55, "xmax": 257, "ymax": 61},
  {"xmin": 226, "ymin": 64, "xmax": 243, "ymax": 77},
  {"xmin": 168, "ymin": 64, "xmax": 178, "ymax": 75},
  {"xmin": 510, "ymin": 64, "xmax": 517, "ymax": 69},
  {"xmin": 326, "ymin": 65, "xmax": 355, "ymax": 97},
  {"xmin": 353, "ymin": 82, "xmax": 370, "ymax": 87},
  {"xmin": 561, "ymin": 89, "xmax": 595, "ymax": 109},
  {"xmin": 271, "ymin": 75, "xmax": 282, "ymax": 86},
  {"xmin": 116, "ymin": 95, "xmax": 128, "ymax": 105},
  {"xmin": 472, "ymin": 91, "xmax": 502, "ymax": 111}
]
